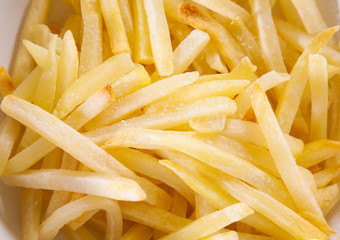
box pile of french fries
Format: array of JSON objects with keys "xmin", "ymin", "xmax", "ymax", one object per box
[{"xmin": 1, "ymin": 0, "xmax": 340, "ymax": 239}]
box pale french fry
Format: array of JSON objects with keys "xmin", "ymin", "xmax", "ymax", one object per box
[
  {"xmin": 277, "ymin": 0, "xmax": 303, "ymax": 28},
  {"xmin": 117, "ymin": 0, "xmax": 134, "ymax": 50},
  {"xmin": 144, "ymin": 0, "xmax": 173, "ymax": 76},
  {"xmin": 86, "ymin": 96, "xmax": 239, "ymax": 145},
  {"xmin": 120, "ymin": 201, "xmax": 191, "ymax": 233},
  {"xmin": 169, "ymin": 189, "xmax": 188, "ymax": 217},
  {"xmin": 100, "ymin": 0, "xmax": 131, "ymax": 54},
  {"xmin": 204, "ymin": 42, "xmax": 229, "ymax": 73},
  {"xmin": 104, "ymin": 128, "xmax": 295, "ymax": 208},
  {"xmin": 179, "ymin": 3, "xmax": 246, "ymax": 69},
  {"xmin": 40, "ymin": 195, "xmax": 122, "ymax": 240},
  {"xmin": 195, "ymin": 193, "xmax": 217, "ymax": 218},
  {"xmin": 121, "ymin": 223, "xmax": 153, "ymax": 240},
  {"xmin": 79, "ymin": 0, "xmax": 102, "ymax": 75},
  {"xmin": 3, "ymin": 169, "xmax": 146, "ymax": 201},
  {"xmin": 251, "ymin": 82, "xmax": 332, "ymax": 234},
  {"xmin": 0, "ymin": 66, "xmax": 15, "ymax": 97},
  {"xmin": 275, "ymin": 26, "xmax": 338, "ymax": 133},
  {"xmin": 222, "ymin": 57, "xmax": 257, "ymax": 81},
  {"xmin": 12, "ymin": 67, "xmax": 41, "ymax": 102},
  {"xmin": 314, "ymin": 167, "xmax": 340, "ymax": 189},
  {"xmin": 31, "ymin": 24, "xmax": 63, "ymax": 54},
  {"xmin": 21, "ymin": 189, "xmax": 42, "ymax": 240},
  {"xmin": 297, "ymin": 141, "xmax": 340, "ymax": 168},
  {"xmin": 133, "ymin": 0, "xmax": 153, "ymax": 64},
  {"xmin": 316, "ymin": 184, "xmax": 340, "ymax": 215},
  {"xmin": 222, "ymin": 119, "xmax": 304, "ymax": 157},
  {"xmin": 190, "ymin": 0, "xmax": 252, "ymax": 23},
  {"xmin": 201, "ymin": 231, "xmax": 238, "ymax": 240},
  {"xmin": 278, "ymin": 36, "xmax": 300, "ymax": 72},
  {"xmin": 298, "ymin": 166, "xmax": 317, "ymax": 195},
  {"xmin": 11, "ymin": 0, "xmax": 50, "ymax": 86},
  {"xmin": 156, "ymin": 193, "xmax": 253, "ymax": 240},
  {"xmin": 172, "ymin": 30, "xmax": 210, "ymax": 74},
  {"xmin": 54, "ymin": 53, "xmax": 135, "ymax": 119},
  {"xmin": 108, "ymin": 148, "xmax": 195, "ymax": 206},
  {"xmin": 163, "ymin": 0, "xmax": 187, "ymax": 23},
  {"xmin": 146, "ymin": 80, "xmax": 249, "ymax": 114},
  {"xmin": 309, "ymin": 54, "xmax": 328, "ymax": 141},
  {"xmin": 229, "ymin": 17, "xmax": 266, "ymax": 75},
  {"xmin": 274, "ymin": 18, "xmax": 340, "ymax": 69},
  {"xmin": 41, "ymin": 148, "xmax": 63, "ymax": 169},
  {"xmin": 191, "ymin": 52, "xmax": 216, "ymax": 75},
  {"xmin": 234, "ymin": 71, "xmax": 290, "ymax": 119},
  {"xmin": 87, "ymin": 72, "xmax": 198, "ymax": 129},
  {"xmin": 289, "ymin": 0, "xmax": 327, "ymax": 35},
  {"xmin": 249, "ymin": 0, "xmax": 286, "ymax": 73},
  {"xmin": 189, "ymin": 114, "xmax": 227, "ymax": 133},
  {"xmin": 60, "ymin": 14, "xmax": 82, "ymax": 46},
  {"xmin": 55, "ymin": 30, "xmax": 79, "ymax": 105},
  {"xmin": 0, "ymin": 117, "xmax": 21, "ymax": 174},
  {"xmin": 23, "ymin": 40, "xmax": 49, "ymax": 68}
]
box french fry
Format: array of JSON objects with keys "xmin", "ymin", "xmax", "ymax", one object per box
[
  {"xmin": 195, "ymin": 193, "xmax": 217, "ymax": 218},
  {"xmin": 120, "ymin": 201, "xmax": 191, "ymax": 233},
  {"xmin": 87, "ymin": 72, "xmax": 198, "ymax": 129},
  {"xmin": 222, "ymin": 119, "xmax": 304, "ymax": 157},
  {"xmin": 156, "ymin": 194, "xmax": 253, "ymax": 240},
  {"xmin": 55, "ymin": 30, "xmax": 79, "ymax": 105},
  {"xmin": 203, "ymin": 42, "xmax": 229, "ymax": 73},
  {"xmin": 31, "ymin": 24, "xmax": 63, "ymax": 54},
  {"xmin": 21, "ymin": 189, "xmax": 42, "ymax": 240},
  {"xmin": 41, "ymin": 148, "xmax": 63, "ymax": 169},
  {"xmin": 314, "ymin": 167, "xmax": 340, "ymax": 189},
  {"xmin": 59, "ymin": 14, "xmax": 82, "ymax": 47},
  {"xmin": 146, "ymin": 80, "xmax": 249, "ymax": 114},
  {"xmin": 86, "ymin": 96, "xmax": 239, "ymax": 145},
  {"xmin": 132, "ymin": 0, "xmax": 153, "ymax": 64},
  {"xmin": 249, "ymin": 0, "xmax": 286, "ymax": 73},
  {"xmin": 117, "ymin": 0, "xmax": 134, "ymax": 50},
  {"xmin": 12, "ymin": 67, "xmax": 41, "ymax": 102},
  {"xmin": 172, "ymin": 30, "xmax": 210, "ymax": 74},
  {"xmin": 79, "ymin": 0, "xmax": 103, "ymax": 75},
  {"xmin": 63, "ymin": 0, "xmax": 81, "ymax": 14},
  {"xmin": 275, "ymin": 26, "xmax": 339, "ymax": 133},
  {"xmin": 316, "ymin": 184, "xmax": 340, "ymax": 215},
  {"xmin": 121, "ymin": 223, "xmax": 153, "ymax": 240},
  {"xmin": 309, "ymin": 54, "xmax": 328, "ymax": 141},
  {"xmin": 143, "ymin": 0, "xmax": 173, "ymax": 76},
  {"xmin": 277, "ymin": 0, "xmax": 303, "ymax": 28},
  {"xmin": 179, "ymin": 3, "xmax": 246, "ymax": 69},
  {"xmin": 100, "ymin": 0, "xmax": 131, "ymax": 54},
  {"xmin": 104, "ymin": 128, "xmax": 295, "ymax": 208},
  {"xmin": 0, "ymin": 66, "xmax": 15, "ymax": 97},
  {"xmin": 40, "ymin": 195, "xmax": 122, "ymax": 240},
  {"xmin": 62, "ymin": 225, "xmax": 98, "ymax": 240},
  {"xmin": 189, "ymin": 114, "xmax": 227, "ymax": 133},
  {"xmin": 11, "ymin": 0, "xmax": 50, "ymax": 86},
  {"xmin": 229, "ymin": 17, "xmax": 266, "ymax": 75},
  {"xmin": 190, "ymin": 0, "xmax": 252, "ymax": 23},
  {"xmin": 278, "ymin": 36, "xmax": 300, "ymax": 72},
  {"xmin": 201, "ymin": 231, "xmax": 238, "ymax": 240},
  {"xmin": 234, "ymin": 71, "xmax": 290, "ymax": 119},
  {"xmin": 108, "ymin": 148, "xmax": 195, "ymax": 206},
  {"xmin": 169, "ymin": 189, "xmax": 188, "ymax": 217},
  {"xmin": 3, "ymin": 169, "xmax": 146, "ymax": 201},
  {"xmin": 251, "ymin": 82, "xmax": 332, "ymax": 234},
  {"xmin": 23, "ymin": 40, "xmax": 49, "ymax": 68},
  {"xmin": 0, "ymin": 117, "xmax": 21, "ymax": 174},
  {"xmin": 54, "ymin": 53, "xmax": 135, "ymax": 119}
]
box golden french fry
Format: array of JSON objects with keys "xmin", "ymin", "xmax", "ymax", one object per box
[
  {"xmin": 201, "ymin": 231, "xmax": 238, "ymax": 240},
  {"xmin": 144, "ymin": 0, "xmax": 173, "ymax": 76},
  {"xmin": 251, "ymin": 82, "xmax": 332, "ymax": 234},
  {"xmin": 0, "ymin": 66, "xmax": 15, "ymax": 97}
]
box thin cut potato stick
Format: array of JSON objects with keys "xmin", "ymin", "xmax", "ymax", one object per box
[
  {"xmin": 275, "ymin": 26, "xmax": 339, "ymax": 133},
  {"xmin": 309, "ymin": 54, "xmax": 328, "ymax": 141},
  {"xmin": 87, "ymin": 72, "xmax": 198, "ymax": 129},
  {"xmin": 222, "ymin": 119, "xmax": 304, "ymax": 157},
  {"xmin": 30, "ymin": 24, "xmax": 63, "ymax": 54},
  {"xmin": 133, "ymin": 0, "xmax": 153, "ymax": 64},
  {"xmin": 79, "ymin": 0, "xmax": 103, "ymax": 75},
  {"xmin": 316, "ymin": 184, "xmax": 340, "ymax": 215},
  {"xmin": 190, "ymin": 0, "xmax": 252, "ymax": 23},
  {"xmin": 314, "ymin": 167, "xmax": 340, "ymax": 189},
  {"xmin": 21, "ymin": 189, "xmax": 42, "ymax": 240},
  {"xmin": 120, "ymin": 201, "xmax": 191, "ymax": 233},
  {"xmin": 251, "ymin": 82, "xmax": 332, "ymax": 234},
  {"xmin": 234, "ymin": 71, "xmax": 290, "ymax": 119},
  {"xmin": 0, "ymin": 117, "xmax": 21, "ymax": 174},
  {"xmin": 195, "ymin": 193, "xmax": 217, "ymax": 218},
  {"xmin": 120, "ymin": 223, "xmax": 153, "ymax": 240},
  {"xmin": 55, "ymin": 30, "xmax": 79, "ymax": 105},
  {"xmin": 40, "ymin": 195, "xmax": 122, "ymax": 240},
  {"xmin": 189, "ymin": 114, "xmax": 227, "ymax": 133},
  {"xmin": 100, "ymin": 0, "xmax": 131, "ymax": 54},
  {"xmin": 179, "ymin": 3, "xmax": 246, "ymax": 69},
  {"xmin": 108, "ymin": 148, "xmax": 195, "ymax": 206},
  {"xmin": 62, "ymin": 225, "xmax": 98, "ymax": 240},
  {"xmin": 144, "ymin": 0, "xmax": 174, "ymax": 76},
  {"xmin": 0, "ymin": 66, "xmax": 15, "ymax": 97},
  {"xmin": 249, "ymin": 0, "xmax": 286, "ymax": 73},
  {"xmin": 117, "ymin": 0, "xmax": 134, "ymax": 51},
  {"xmin": 157, "ymin": 197, "xmax": 253, "ymax": 240},
  {"xmin": 146, "ymin": 80, "xmax": 249, "ymax": 114},
  {"xmin": 54, "ymin": 53, "xmax": 135, "ymax": 119},
  {"xmin": 169, "ymin": 189, "xmax": 188, "ymax": 217},
  {"xmin": 12, "ymin": 67, "xmax": 41, "ymax": 102},
  {"xmin": 172, "ymin": 30, "xmax": 210, "ymax": 74},
  {"xmin": 23, "ymin": 40, "xmax": 49, "ymax": 68},
  {"xmin": 2, "ymin": 169, "xmax": 146, "ymax": 201},
  {"xmin": 11, "ymin": 0, "xmax": 50, "ymax": 86},
  {"xmin": 59, "ymin": 14, "xmax": 82, "ymax": 46},
  {"xmin": 204, "ymin": 42, "xmax": 228, "ymax": 73},
  {"xmin": 86, "ymin": 96, "xmax": 239, "ymax": 145},
  {"xmin": 104, "ymin": 128, "xmax": 295, "ymax": 208}
]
